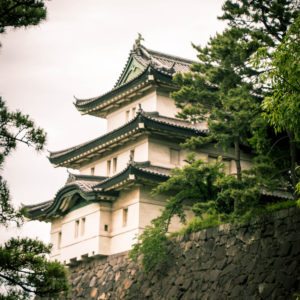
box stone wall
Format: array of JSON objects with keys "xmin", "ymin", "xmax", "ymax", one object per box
[{"xmin": 66, "ymin": 207, "xmax": 300, "ymax": 299}]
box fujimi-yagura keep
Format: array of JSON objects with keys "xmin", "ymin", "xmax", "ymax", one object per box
[{"xmin": 25, "ymin": 37, "xmax": 252, "ymax": 264}]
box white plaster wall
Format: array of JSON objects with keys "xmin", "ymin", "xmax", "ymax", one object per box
[
  {"xmin": 50, "ymin": 218, "xmax": 63, "ymax": 258},
  {"xmin": 157, "ymin": 93, "xmax": 181, "ymax": 119},
  {"xmin": 50, "ymin": 203, "xmax": 104, "ymax": 263},
  {"xmin": 148, "ymin": 139, "xmax": 208, "ymax": 169},
  {"xmin": 139, "ymin": 187, "xmax": 194, "ymax": 233},
  {"xmin": 107, "ymin": 91, "xmax": 157, "ymax": 131},
  {"xmin": 110, "ymin": 228, "xmax": 140, "ymax": 254},
  {"xmin": 110, "ymin": 188, "xmax": 140, "ymax": 254},
  {"xmin": 148, "ymin": 138, "xmax": 252, "ymax": 175},
  {"xmin": 79, "ymin": 138, "xmax": 148, "ymax": 176}
]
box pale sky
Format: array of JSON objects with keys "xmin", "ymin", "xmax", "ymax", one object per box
[{"xmin": 0, "ymin": 0, "xmax": 226, "ymax": 243}]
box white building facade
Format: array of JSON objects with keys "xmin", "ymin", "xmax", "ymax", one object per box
[{"xmin": 26, "ymin": 40, "xmax": 252, "ymax": 264}]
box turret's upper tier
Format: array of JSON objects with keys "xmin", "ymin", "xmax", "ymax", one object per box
[{"xmin": 74, "ymin": 41, "xmax": 195, "ymax": 123}]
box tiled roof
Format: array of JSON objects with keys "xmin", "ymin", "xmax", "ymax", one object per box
[
  {"xmin": 145, "ymin": 112, "xmax": 208, "ymax": 131},
  {"xmin": 24, "ymin": 162, "xmax": 172, "ymax": 220},
  {"xmin": 74, "ymin": 65, "xmax": 172, "ymax": 113},
  {"xmin": 48, "ymin": 110, "xmax": 206, "ymax": 167},
  {"xmin": 24, "ymin": 161, "xmax": 294, "ymax": 221},
  {"xmin": 74, "ymin": 43, "xmax": 195, "ymax": 115},
  {"xmin": 114, "ymin": 45, "xmax": 194, "ymax": 87}
]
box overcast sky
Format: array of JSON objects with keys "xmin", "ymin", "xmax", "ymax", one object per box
[{"xmin": 0, "ymin": 0, "xmax": 226, "ymax": 243}]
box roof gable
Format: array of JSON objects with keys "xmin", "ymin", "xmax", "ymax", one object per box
[
  {"xmin": 116, "ymin": 56, "xmax": 145, "ymax": 87},
  {"xmin": 74, "ymin": 40, "xmax": 195, "ymax": 117}
]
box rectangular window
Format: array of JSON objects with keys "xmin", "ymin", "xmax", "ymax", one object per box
[
  {"xmin": 170, "ymin": 149, "xmax": 180, "ymax": 166},
  {"xmin": 132, "ymin": 107, "xmax": 136, "ymax": 117},
  {"xmin": 75, "ymin": 220, "xmax": 80, "ymax": 238},
  {"xmin": 104, "ymin": 224, "xmax": 108, "ymax": 232},
  {"xmin": 80, "ymin": 218, "xmax": 85, "ymax": 236},
  {"xmin": 107, "ymin": 160, "xmax": 111, "ymax": 176},
  {"xmin": 126, "ymin": 110, "xmax": 130, "ymax": 122},
  {"xmin": 58, "ymin": 231, "xmax": 62, "ymax": 249},
  {"xmin": 113, "ymin": 157, "xmax": 117, "ymax": 173},
  {"xmin": 91, "ymin": 167, "xmax": 95, "ymax": 175},
  {"xmin": 123, "ymin": 208, "xmax": 128, "ymax": 227}
]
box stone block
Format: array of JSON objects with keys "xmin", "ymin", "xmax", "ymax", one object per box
[
  {"xmin": 89, "ymin": 276, "xmax": 97, "ymax": 287},
  {"xmin": 214, "ymin": 246, "xmax": 226, "ymax": 261},
  {"xmin": 230, "ymin": 285, "xmax": 244, "ymax": 298},
  {"xmin": 90, "ymin": 287, "xmax": 98, "ymax": 298},
  {"xmin": 278, "ymin": 242, "xmax": 292, "ymax": 256},
  {"xmin": 215, "ymin": 258, "xmax": 227, "ymax": 270},
  {"xmin": 206, "ymin": 227, "xmax": 218, "ymax": 239},
  {"xmin": 258, "ymin": 283, "xmax": 275, "ymax": 299}
]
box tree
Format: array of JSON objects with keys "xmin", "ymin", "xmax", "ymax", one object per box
[
  {"xmin": 130, "ymin": 157, "xmax": 224, "ymax": 272},
  {"xmin": 0, "ymin": 0, "xmax": 47, "ymax": 35},
  {"xmin": 220, "ymin": 0, "xmax": 299, "ymax": 44},
  {"xmin": 219, "ymin": 0, "xmax": 300, "ymax": 190},
  {"xmin": 173, "ymin": 0, "xmax": 299, "ymax": 188},
  {"xmin": 0, "ymin": 238, "xmax": 69, "ymax": 299},
  {"xmin": 0, "ymin": 100, "xmax": 69, "ymax": 299},
  {"xmin": 0, "ymin": 97, "xmax": 46, "ymax": 226},
  {"xmin": 262, "ymin": 15, "xmax": 300, "ymax": 190},
  {"xmin": 0, "ymin": 2, "xmax": 69, "ymax": 299},
  {"xmin": 131, "ymin": 0, "xmax": 300, "ymax": 273},
  {"xmin": 172, "ymin": 28, "xmax": 262, "ymax": 181}
]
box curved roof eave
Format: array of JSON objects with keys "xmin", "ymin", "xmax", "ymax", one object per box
[
  {"xmin": 94, "ymin": 162, "xmax": 170, "ymax": 191},
  {"xmin": 48, "ymin": 112, "xmax": 144, "ymax": 166},
  {"xmin": 24, "ymin": 162, "xmax": 171, "ymax": 221},
  {"xmin": 48, "ymin": 112, "xmax": 206, "ymax": 167},
  {"xmin": 25, "ymin": 180, "xmax": 117, "ymax": 221},
  {"xmin": 73, "ymin": 65, "xmax": 174, "ymax": 115}
]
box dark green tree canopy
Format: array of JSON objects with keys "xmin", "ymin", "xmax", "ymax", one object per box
[
  {"xmin": 220, "ymin": 0, "xmax": 299, "ymax": 43},
  {"xmin": 0, "ymin": 97, "xmax": 46, "ymax": 226},
  {"xmin": 0, "ymin": 1, "xmax": 69, "ymax": 299},
  {"xmin": 0, "ymin": 238, "xmax": 68, "ymax": 299},
  {"xmin": 0, "ymin": 0, "xmax": 47, "ymax": 34}
]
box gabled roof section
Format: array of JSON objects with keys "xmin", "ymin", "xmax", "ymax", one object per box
[
  {"xmin": 74, "ymin": 66, "xmax": 173, "ymax": 117},
  {"xmin": 94, "ymin": 161, "xmax": 170, "ymax": 192},
  {"xmin": 74, "ymin": 40, "xmax": 195, "ymax": 117},
  {"xmin": 115, "ymin": 44, "xmax": 194, "ymax": 87},
  {"xmin": 48, "ymin": 110, "xmax": 207, "ymax": 168},
  {"xmin": 24, "ymin": 173, "xmax": 117, "ymax": 221},
  {"xmin": 24, "ymin": 161, "xmax": 293, "ymax": 222},
  {"xmin": 24, "ymin": 162, "xmax": 171, "ymax": 221}
]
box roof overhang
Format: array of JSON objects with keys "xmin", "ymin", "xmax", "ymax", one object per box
[
  {"xmin": 74, "ymin": 66, "xmax": 176, "ymax": 117},
  {"xmin": 24, "ymin": 162, "xmax": 170, "ymax": 221},
  {"xmin": 49, "ymin": 112, "xmax": 206, "ymax": 168}
]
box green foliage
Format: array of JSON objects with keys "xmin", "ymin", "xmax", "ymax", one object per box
[
  {"xmin": 262, "ymin": 16, "xmax": 300, "ymax": 139},
  {"xmin": 153, "ymin": 155, "xmax": 225, "ymax": 219},
  {"xmin": 133, "ymin": 0, "xmax": 300, "ymax": 270},
  {"xmin": 0, "ymin": 98, "xmax": 46, "ymax": 227},
  {"xmin": 0, "ymin": 97, "xmax": 68, "ymax": 299},
  {"xmin": 0, "ymin": 238, "xmax": 69, "ymax": 299},
  {"xmin": 265, "ymin": 199, "xmax": 300, "ymax": 212},
  {"xmin": 172, "ymin": 27, "xmax": 263, "ymax": 181},
  {"xmin": 182, "ymin": 214, "xmax": 222, "ymax": 235},
  {"xmin": 0, "ymin": 0, "xmax": 47, "ymax": 36},
  {"xmin": 130, "ymin": 222, "xmax": 170, "ymax": 274},
  {"xmin": 220, "ymin": 0, "xmax": 299, "ymax": 44},
  {"xmin": 0, "ymin": 4, "xmax": 69, "ymax": 297},
  {"xmin": 0, "ymin": 97, "xmax": 46, "ymax": 165},
  {"xmin": 216, "ymin": 172, "xmax": 260, "ymax": 214},
  {"xmin": 130, "ymin": 157, "xmax": 225, "ymax": 272}
]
